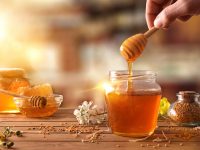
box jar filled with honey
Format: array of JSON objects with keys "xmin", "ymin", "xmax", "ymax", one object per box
[
  {"xmin": 0, "ymin": 68, "xmax": 30, "ymax": 113},
  {"xmin": 105, "ymin": 70, "xmax": 161, "ymax": 137}
]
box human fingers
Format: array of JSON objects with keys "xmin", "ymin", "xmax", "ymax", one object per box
[
  {"xmin": 154, "ymin": 0, "xmax": 200, "ymax": 28},
  {"xmin": 154, "ymin": 1, "xmax": 184, "ymax": 28},
  {"xmin": 146, "ymin": 0, "xmax": 171, "ymax": 29},
  {"xmin": 178, "ymin": 15, "xmax": 192, "ymax": 21}
]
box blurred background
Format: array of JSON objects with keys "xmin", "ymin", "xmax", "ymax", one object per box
[{"xmin": 0, "ymin": 0, "xmax": 200, "ymax": 107}]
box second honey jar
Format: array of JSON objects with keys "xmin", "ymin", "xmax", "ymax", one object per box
[
  {"xmin": 105, "ymin": 70, "xmax": 161, "ymax": 137},
  {"xmin": 0, "ymin": 68, "xmax": 30, "ymax": 113}
]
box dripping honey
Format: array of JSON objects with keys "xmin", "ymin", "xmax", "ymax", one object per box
[
  {"xmin": 128, "ymin": 62, "xmax": 133, "ymax": 76},
  {"xmin": 105, "ymin": 59, "xmax": 161, "ymax": 137},
  {"xmin": 127, "ymin": 62, "xmax": 133, "ymax": 90},
  {"xmin": 105, "ymin": 27, "xmax": 161, "ymax": 137}
]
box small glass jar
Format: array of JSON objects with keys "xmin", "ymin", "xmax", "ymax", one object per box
[
  {"xmin": 0, "ymin": 68, "xmax": 30, "ymax": 113},
  {"xmin": 105, "ymin": 70, "xmax": 162, "ymax": 137},
  {"xmin": 168, "ymin": 91, "xmax": 200, "ymax": 126}
]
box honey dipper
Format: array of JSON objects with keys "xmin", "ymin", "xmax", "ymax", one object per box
[
  {"xmin": 120, "ymin": 27, "xmax": 158, "ymax": 62},
  {"xmin": 0, "ymin": 89, "xmax": 47, "ymax": 108}
]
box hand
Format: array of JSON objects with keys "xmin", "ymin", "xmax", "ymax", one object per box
[{"xmin": 146, "ymin": 0, "xmax": 200, "ymax": 29}]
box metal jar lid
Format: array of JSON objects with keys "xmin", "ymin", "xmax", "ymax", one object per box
[{"xmin": 177, "ymin": 91, "xmax": 200, "ymax": 103}]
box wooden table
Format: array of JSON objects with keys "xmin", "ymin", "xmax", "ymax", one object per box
[{"xmin": 0, "ymin": 108, "xmax": 199, "ymax": 150}]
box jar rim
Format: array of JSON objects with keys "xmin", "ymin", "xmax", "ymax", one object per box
[
  {"xmin": 176, "ymin": 91, "xmax": 200, "ymax": 100},
  {"xmin": 0, "ymin": 68, "xmax": 26, "ymax": 78},
  {"xmin": 109, "ymin": 70, "xmax": 156, "ymax": 80}
]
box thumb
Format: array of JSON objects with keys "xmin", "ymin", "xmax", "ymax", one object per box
[{"xmin": 154, "ymin": 1, "xmax": 182, "ymax": 28}]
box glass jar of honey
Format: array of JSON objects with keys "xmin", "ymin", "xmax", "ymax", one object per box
[
  {"xmin": 105, "ymin": 70, "xmax": 162, "ymax": 137},
  {"xmin": 0, "ymin": 68, "xmax": 30, "ymax": 113}
]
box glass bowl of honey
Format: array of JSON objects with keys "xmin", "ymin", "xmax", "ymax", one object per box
[
  {"xmin": 105, "ymin": 70, "xmax": 161, "ymax": 137},
  {"xmin": 14, "ymin": 94, "xmax": 63, "ymax": 117}
]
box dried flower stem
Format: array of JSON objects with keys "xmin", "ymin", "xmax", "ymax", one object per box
[
  {"xmin": 82, "ymin": 128, "xmax": 110, "ymax": 143},
  {"xmin": 91, "ymin": 112, "xmax": 107, "ymax": 116},
  {"xmin": 129, "ymin": 134, "xmax": 153, "ymax": 142},
  {"xmin": 161, "ymin": 130, "xmax": 168, "ymax": 140}
]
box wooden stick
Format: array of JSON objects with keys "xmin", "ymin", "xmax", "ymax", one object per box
[
  {"xmin": 144, "ymin": 27, "xmax": 158, "ymax": 38},
  {"xmin": 0, "ymin": 89, "xmax": 28, "ymax": 98}
]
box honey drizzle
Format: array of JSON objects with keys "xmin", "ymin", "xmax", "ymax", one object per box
[
  {"xmin": 128, "ymin": 62, "xmax": 132, "ymax": 76},
  {"xmin": 128, "ymin": 61, "xmax": 133, "ymax": 91}
]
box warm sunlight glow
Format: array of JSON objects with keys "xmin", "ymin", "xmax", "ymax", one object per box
[
  {"xmin": 27, "ymin": 48, "xmax": 42, "ymax": 61},
  {"xmin": 26, "ymin": 47, "xmax": 43, "ymax": 68},
  {"xmin": 102, "ymin": 82, "xmax": 114, "ymax": 93},
  {"xmin": 0, "ymin": 15, "xmax": 8, "ymax": 41}
]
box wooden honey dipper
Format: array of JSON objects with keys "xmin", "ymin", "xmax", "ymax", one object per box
[
  {"xmin": 120, "ymin": 27, "xmax": 158, "ymax": 62},
  {"xmin": 0, "ymin": 89, "xmax": 47, "ymax": 108}
]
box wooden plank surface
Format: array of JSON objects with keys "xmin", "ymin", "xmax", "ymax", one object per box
[{"xmin": 0, "ymin": 108, "xmax": 199, "ymax": 150}]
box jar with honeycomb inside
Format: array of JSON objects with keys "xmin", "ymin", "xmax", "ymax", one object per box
[
  {"xmin": 0, "ymin": 68, "xmax": 30, "ymax": 113},
  {"xmin": 105, "ymin": 70, "xmax": 162, "ymax": 137}
]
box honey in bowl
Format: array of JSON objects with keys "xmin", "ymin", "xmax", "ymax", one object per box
[
  {"xmin": 14, "ymin": 83, "xmax": 63, "ymax": 118},
  {"xmin": 14, "ymin": 95, "xmax": 62, "ymax": 118},
  {"xmin": 0, "ymin": 68, "xmax": 30, "ymax": 113},
  {"xmin": 105, "ymin": 70, "xmax": 161, "ymax": 137}
]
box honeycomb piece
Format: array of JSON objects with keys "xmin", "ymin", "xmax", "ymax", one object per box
[
  {"xmin": 23, "ymin": 83, "xmax": 53, "ymax": 97},
  {"xmin": 8, "ymin": 78, "xmax": 30, "ymax": 93}
]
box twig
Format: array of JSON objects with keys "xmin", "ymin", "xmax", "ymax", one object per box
[
  {"xmin": 129, "ymin": 134, "xmax": 153, "ymax": 142},
  {"xmin": 90, "ymin": 112, "xmax": 107, "ymax": 116},
  {"xmin": 162, "ymin": 130, "xmax": 168, "ymax": 140},
  {"xmin": 82, "ymin": 128, "xmax": 110, "ymax": 143}
]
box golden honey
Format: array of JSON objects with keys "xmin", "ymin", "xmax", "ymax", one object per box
[
  {"xmin": 19, "ymin": 97, "xmax": 58, "ymax": 117},
  {"xmin": 0, "ymin": 68, "xmax": 30, "ymax": 113},
  {"xmin": 105, "ymin": 70, "xmax": 161, "ymax": 137},
  {"xmin": 19, "ymin": 106, "xmax": 58, "ymax": 117},
  {"xmin": 0, "ymin": 93, "xmax": 17, "ymax": 113},
  {"xmin": 14, "ymin": 94, "xmax": 63, "ymax": 118},
  {"xmin": 106, "ymin": 91, "xmax": 161, "ymax": 137}
]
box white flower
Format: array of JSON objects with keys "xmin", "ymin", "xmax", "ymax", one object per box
[
  {"xmin": 73, "ymin": 109, "xmax": 81, "ymax": 116},
  {"xmin": 73, "ymin": 101, "xmax": 107, "ymax": 125}
]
